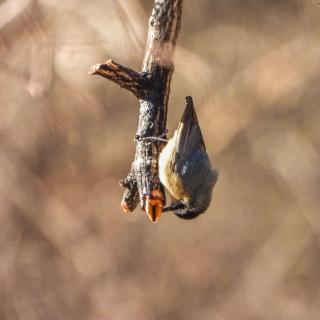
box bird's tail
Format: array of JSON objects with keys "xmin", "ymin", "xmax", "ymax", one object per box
[{"xmin": 175, "ymin": 96, "xmax": 205, "ymax": 156}]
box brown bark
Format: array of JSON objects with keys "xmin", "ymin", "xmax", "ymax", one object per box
[{"xmin": 89, "ymin": 0, "xmax": 183, "ymax": 220}]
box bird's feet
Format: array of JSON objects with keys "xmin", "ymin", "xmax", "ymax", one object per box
[{"xmin": 162, "ymin": 202, "xmax": 186, "ymax": 212}]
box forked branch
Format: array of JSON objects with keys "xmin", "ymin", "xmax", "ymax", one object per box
[{"xmin": 89, "ymin": 0, "xmax": 183, "ymax": 222}]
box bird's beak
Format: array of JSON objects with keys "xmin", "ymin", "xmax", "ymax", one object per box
[{"xmin": 145, "ymin": 190, "xmax": 164, "ymax": 223}]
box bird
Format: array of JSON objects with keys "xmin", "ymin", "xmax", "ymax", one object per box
[{"xmin": 159, "ymin": 96, "xmax": 218, "ymax": 220}]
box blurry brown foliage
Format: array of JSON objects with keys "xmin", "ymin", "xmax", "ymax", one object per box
[{"xmin": 1, "ymin": 0, "xmax": 320, "ymax": 319}]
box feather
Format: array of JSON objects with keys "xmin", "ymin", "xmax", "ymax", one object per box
[{"xmin": 175, "ymin": 96, "xmax": 205, "ymax": 158}]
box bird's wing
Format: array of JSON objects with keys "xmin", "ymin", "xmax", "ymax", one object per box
[{"xmin": 174, "ymin": 96, "xmax": 205, "ymax": 158}]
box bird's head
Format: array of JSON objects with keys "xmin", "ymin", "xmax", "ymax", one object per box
[{"xmin": 163, "ymin": 167, "xmax": 218, "ymax": 220}]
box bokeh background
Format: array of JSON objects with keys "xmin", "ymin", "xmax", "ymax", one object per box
[{"xmin": 1, "ymin": 0, "xmax": 320, "ymax": 319}]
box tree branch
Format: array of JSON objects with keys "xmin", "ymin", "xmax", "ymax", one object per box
[
  {"xmin": 89, "ymin": 59, "xmax": 151, "ymax": 99},
  {"xmin": 89, "ymin": 0, "xmax": 183, "ymax": 223},
  {"xmin": 119, "ymin": 172, "xmax": 139, "ymax": 213}
]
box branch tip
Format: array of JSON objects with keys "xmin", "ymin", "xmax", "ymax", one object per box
[
  {"xmin": 88, "ymin": 63, "xmax": 101, "ymax": 75},
  {"xmin": 89, "ymin": 59, "xmax": 150, "ymax": 99}
]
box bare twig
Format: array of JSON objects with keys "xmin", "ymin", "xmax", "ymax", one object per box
[
  {"xmin": 90, "ymin": 0, "xmax": 183, "ymax": 222},
  {"xmin": 89, "ymin": 59, "xmax": 151, "ymax": 99}
]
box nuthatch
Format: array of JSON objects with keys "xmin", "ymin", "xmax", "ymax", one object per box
[{"xmin": 159, "ymin": 96, "xmax": 218, "ymax": 219}]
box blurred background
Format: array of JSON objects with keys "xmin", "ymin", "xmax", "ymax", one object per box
[{"xmin": 1, "ymin": 0, "xmax": 320, "ymax": 319}]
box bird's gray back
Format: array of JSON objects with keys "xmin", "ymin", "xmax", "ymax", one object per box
[{"xmin": 175, "ymin": 148, "xmax": 218, "ymax": 208}]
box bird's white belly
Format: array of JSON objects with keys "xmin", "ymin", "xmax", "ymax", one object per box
[{"xmin": 159, "ymin": 138, "xmax": 189, "ymax": 201}]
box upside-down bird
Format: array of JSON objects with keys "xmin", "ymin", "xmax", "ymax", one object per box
[{"xmin": 159, "ymin": 96, "xmax": 218, "ymax": 220}]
